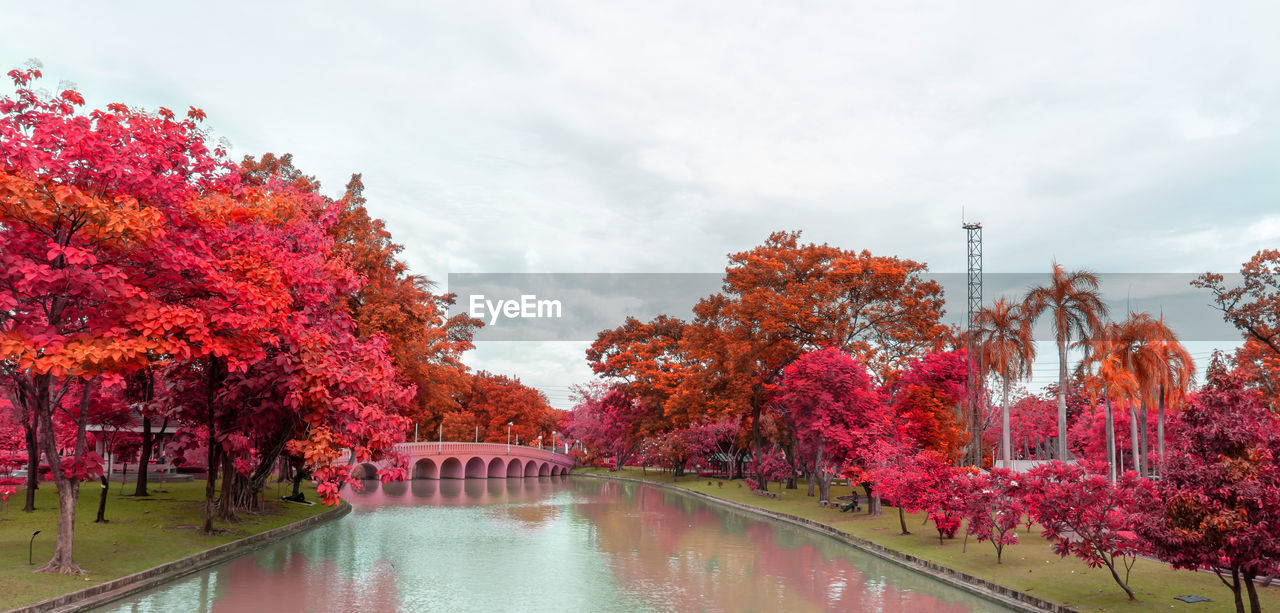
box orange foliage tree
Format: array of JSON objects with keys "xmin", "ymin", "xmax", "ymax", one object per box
[
  {"xmin": 676, "ymin": 231, "xmax": 948, "ymax": 484},
  {"xmin": 453, "ymin": 371, "xmax": 562, "ymax": 446}
]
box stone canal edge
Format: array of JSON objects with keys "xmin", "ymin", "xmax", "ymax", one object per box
[
  {"xmin": 575, "ymin": 473, "xmax": 1078, "ymax": 613},
  {"xmin": 12, "ymin": 501, "xmax": 352, "ymax": 613}
]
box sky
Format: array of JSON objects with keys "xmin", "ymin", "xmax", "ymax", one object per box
[{"xmin": 5, "ymin": 2, "xmax": 1278, "ymax": 408}]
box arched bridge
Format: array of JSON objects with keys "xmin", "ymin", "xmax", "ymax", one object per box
[{"xmin": 351, "ymin": 442, "xmax": 575, "ymax": 480}]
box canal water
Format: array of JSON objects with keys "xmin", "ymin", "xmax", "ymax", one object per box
[{"xmin": 92, "ymin": 477, "xmax": 1013, "ymax": 612}]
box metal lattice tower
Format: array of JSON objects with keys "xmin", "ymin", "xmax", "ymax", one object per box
[
  {"xmin": 963, "ymin": 222, "xmax": 983, "ymax": 330},
  {"xmin": 963, "ymin": 221, "xmax": 983, "ymax": 465}
]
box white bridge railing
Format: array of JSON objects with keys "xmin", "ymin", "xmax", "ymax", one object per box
[{"xmin": 394, "ymin": 442, "xmax": 573, "ymax": 465}]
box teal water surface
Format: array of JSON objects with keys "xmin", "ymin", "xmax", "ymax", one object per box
[{"xmin": 91, "ymin": 477, "xmax": 1012, "ymax": 612}]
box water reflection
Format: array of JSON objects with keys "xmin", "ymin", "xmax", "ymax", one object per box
[{"xmin": 92, "ymin": 476, "xmax": 1008, "ymax": 612}]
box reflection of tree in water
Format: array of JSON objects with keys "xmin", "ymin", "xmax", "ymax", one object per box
[
  {"xmin": 577, "ymin": 483, "xmax": 980, "ymax": 613},
  {"xmin": 141, "ymin": 546, "xmax": 403, "ymax": 613},
  {"xmin": 497, "ymin": 500, "xmax": 560, "ymax": 528}
]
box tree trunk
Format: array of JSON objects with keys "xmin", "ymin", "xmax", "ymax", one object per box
[
  {"xmin": 1105, "ymin": 561, "xmax": 1136, "ymax": 601},
  {"xmin": 1056, "ymin": 340, "xmax": 1069, "ymax": 460},
  {"xmin": 813, "ymin": 445, "xmax": 828, "ymax": 504},
  {"xmin": 217, "ymin": 452, "xmax": 238, "ymax": 522},
  {"xmin": 33, "ymin": 374, "xmax": 84, "ymax": 575},
  {"xmin": 134, "ymin": 415, "xmax": 153, "ymax": 496},
  {"xmin": 234, "ymin": 426, "xmax": 293, "ymax": 512},
  {"xmin": 1138, "ymin": 403, "xmax": 1149, "ymax": 477},
  {"xmin": 131, "ymin": 370, "xmax": 155, "ymax": 496},
  {"xmin": 202, "ymin": 357, "xmax": 224, "ymax": 535},
  {"xmin": 862, "ymin": 483, "xmax": 880, "ymax": 515},
  {"xmin": 94, "ymin": 475, "xmax": 109, "ymax": 523},
  {"xmin": 751, "ymin": 387, "xmax": 766, "ymax": 488},
  {"xmin": 1157, "ymin": 386, "xmax": 1167, "ymax": 477},
  {"xmin": 203, "ymin": 441, "xmax": 219, "ymax": 534},
  {"xmin": 1129, "ymin": 404, "xmax": 1141, "ymax": 475},
  {"xmin": 1245, "ymin": 571, "xmax": 1261, "ymax": 613},
  {"xmin": 1104, "ymin": 392, "xmax": 1117, "ymax": 483},
  {"xmin": 898, "ymin": 506, "xmax": 911, "ymax": 534},
  {"xmin": 805, "ymin": 469, "xmax": 816, "ymax": 497},
  {"xmin": 291, "ymin": 467, "xmax": 305, "ymax": 497},
  {"xmin": 22, "ymin": 410, "xmax": 38, "ymax": 512},
  {"xmin": 817, "ymin": 471, "xmax": 833, "ymax": 505},
  {"xmin": 783, "ymin": 442, "xmax": 798, "ymax": 489},
  {"xmin": 1230, "ymin": 567, "xmax": 1245, "ymax": 613},
  {"xmin": 40, "ymin": 478, "xmax": 82, "ymax": 575},
  {"xmin": 1000, "ymin": 376, "xmax": 1012, "ymax": 466}
]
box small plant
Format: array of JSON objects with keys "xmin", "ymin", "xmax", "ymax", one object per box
[
  {"xmin": 0, "ymin": 485, "xmax": 13, "ymax": 518},
  {"xmin": 717, "ymin": 481, "xmax": 724, "ymax": 488}
]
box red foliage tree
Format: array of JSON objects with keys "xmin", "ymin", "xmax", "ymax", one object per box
[
  {"xmin": 0, "ymin": 66, "xmax": 257, "ymax": 573},
  {"xmin": 891, "ymin": 351, "xmax": 970, "ymax": 463},
  {"xmin": 457, "ymin": 371, "xmax": 559, "ymax": 446},
  {"xmin": 1141, "ymin": 363, "xmax": 1280, "ymax": 613}
]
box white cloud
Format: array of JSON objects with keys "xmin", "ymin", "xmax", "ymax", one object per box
[{"xmin": 3, "ymin": 0, "xmax": 1277, "ymax": 393}]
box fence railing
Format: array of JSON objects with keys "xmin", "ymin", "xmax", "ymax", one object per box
[{"xmin": 394, "ymin": 441, "xmax": 572, "ymax": 464}]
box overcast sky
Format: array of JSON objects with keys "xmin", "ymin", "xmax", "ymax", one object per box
[{"xmin": 5, "ymin": 2, "xmax": 1277, "ymax": 407}]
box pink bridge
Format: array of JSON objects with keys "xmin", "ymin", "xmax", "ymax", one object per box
[{"xmin": 351, "ymin": 442, "xmax": 576, "ymax": 480}]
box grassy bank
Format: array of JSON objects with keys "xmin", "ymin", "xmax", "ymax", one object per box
[
  {"xmin": 0, "ymin": 479, "xmax": 327, "ymax": 611},
  {"xmin": 578, "ymin": 467, "xmax": 1278, "ymax": 613}
]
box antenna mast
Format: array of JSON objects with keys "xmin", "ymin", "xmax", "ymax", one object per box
[{"xmin": 963, "ymin": 220, "xmax": 983, "ymax": 465}]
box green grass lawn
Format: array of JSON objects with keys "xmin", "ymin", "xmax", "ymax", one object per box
[
  {"xmin": 579, "ymin": 467, "xmax": 1277, "ymax": 613},
  {"xmin": 0, "ymin": 479, "xmax": 328, "ymax": 611}
]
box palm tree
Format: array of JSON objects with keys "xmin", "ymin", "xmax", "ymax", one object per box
[
  {"xmin": 973, "ymin": 298, "xmax": 1035, "ymax": 466},
  {"xmin": 1077, "ymin": 321, "xmax": 1139, "ymax": 483},
  {"xmin": 1116, "ymin": 313, "xmax": 1194, "ymax": 476},
  {"xmin": 1025, "ymin": 263, "xmax": 1108, "ymax": 461}
]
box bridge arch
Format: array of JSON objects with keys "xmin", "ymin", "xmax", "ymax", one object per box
[
  {"xmin": 440, "ymin": 457, "xmax": 463, "ymax": 479},
  {"xmin": 523, "ymin": 459, "xmax": 539, "ymax": 477},
  {"xmin": 538, "ymin": 462, "xmax": 551, "ymax": 476},
  {"xmin": 413, "ymin": 458, "xmax": 438, "ymax": 480},
  {"xmin": 464, "ymin": 457, "xmax": 487, "ymax": 478},
  {"xmin": 551, "ymin": 465, "xmax": 562, "ymax": 476},
  {"xmin": 506, "ymin": 459, "xmax": 523, "ymax": 478},
  {"xmin": 353, "ymin": 462, "xmax": 379, "ymax": 480},
  {"xmin": 487, "ymin": 457, "xmax": 507, "ymax": 478}
]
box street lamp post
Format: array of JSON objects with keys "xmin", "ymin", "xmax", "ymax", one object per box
[
  {"xmin": 507, "ymin": 422, "xmax": 513, "ymax": 455},
  {"xmin": 552, "ymin": 431, "xmax": 558, "ymax": 453},
  {"xmin": 29, "ymin": 530, "xmax": 40, "ymax": 565}
]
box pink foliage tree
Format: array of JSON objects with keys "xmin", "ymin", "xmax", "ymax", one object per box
[
  {"xmin": 773, "ymin": 348, "xmax": 889, "ymax": 504},
  {"xmin": 565, "ymin": 384, "xmax": 647, "ymax": 469},
  {"xmin": 1026, "ymin": 460, "xmax": 1156, "ymax": 600},
  {"xmin": 874, "ymin": 450, "xmax": 969, "ymax": 543},
  {"xmin": 962, "ymin": 467, "xmax": 1024, "ymax": 562},
  {"xmin": 745, "ymin": 445, "xmax": 792, "ymax": 492}
]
